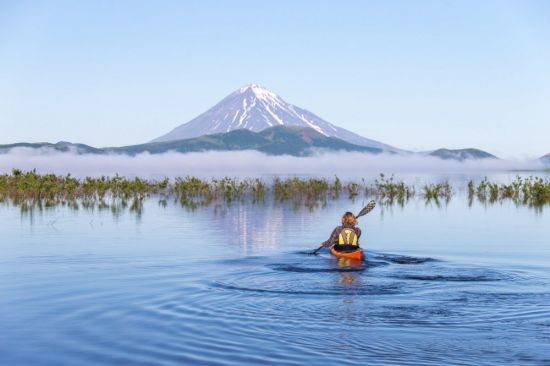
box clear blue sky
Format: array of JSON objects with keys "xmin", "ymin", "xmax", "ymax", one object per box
[{"xmin": 1, "ymin": 0, "xmax": 549, "ymax": 157}]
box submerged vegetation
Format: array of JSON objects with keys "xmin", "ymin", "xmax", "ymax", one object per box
[{"xmin": 0, "ymin": 170, "xmax": 549, "ymax": 215}]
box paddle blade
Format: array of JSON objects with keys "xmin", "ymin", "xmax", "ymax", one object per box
[
  {"xmin": 309, "ymin": 246, "xmax": 323, "ymax": 255},
  {"xmin": 356, "ymin": 200, "xmax": 376, "ymax": 218}
]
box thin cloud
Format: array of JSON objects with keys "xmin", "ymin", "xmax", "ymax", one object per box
[{"xmin": 0, "ymin": 148, "xmax": 545, "ymax": 179}]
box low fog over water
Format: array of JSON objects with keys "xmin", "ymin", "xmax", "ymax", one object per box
[{"xmin": 0, "ymin": 149, "xmax": 545, "ymax": 179}]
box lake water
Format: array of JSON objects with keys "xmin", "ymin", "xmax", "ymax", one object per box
[{"xmin": 1, "ymin": 192, "xmax": 549, "ymax": 365}]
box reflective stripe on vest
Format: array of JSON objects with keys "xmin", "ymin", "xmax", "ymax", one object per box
[{"xmin": 338, "ymin": 228, "xmax": 358, "ymax": 246}]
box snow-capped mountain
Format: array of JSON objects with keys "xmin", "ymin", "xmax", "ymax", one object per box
[{"xmin": 151, "ymin": 84, "xmax": 400, "ymax": 152}]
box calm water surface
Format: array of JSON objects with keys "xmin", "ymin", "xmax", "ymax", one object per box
[{"xmin": 1, "ymin": 195, "xmax": 549, "ymax": 365}]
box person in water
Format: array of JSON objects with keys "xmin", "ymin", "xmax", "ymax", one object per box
[{"xmin": 321, "ymin": 212, "xmax": 361, "ymax": 252}]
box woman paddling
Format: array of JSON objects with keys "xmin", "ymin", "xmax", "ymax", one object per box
[{"xmin": 320, "ymin": 212, "xmax": 362, "ymax": 253}]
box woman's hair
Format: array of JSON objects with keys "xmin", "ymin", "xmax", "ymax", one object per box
[{"xmin": 341, "ymin": 212, "xmax": 357, "ymax": 226}]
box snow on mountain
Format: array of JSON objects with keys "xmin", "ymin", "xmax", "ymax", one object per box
[{"xmin": 151, "ymin": 84, "xmax": 401, "ymax": 152}]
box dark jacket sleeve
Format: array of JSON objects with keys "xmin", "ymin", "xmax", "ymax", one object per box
[
  {"xmin": 322, "ymin": 226, "xmax": 340, "ymax": 247},
  {"xmin": 355, "ymin": 227, "xmax": 362, "ymax": 239}
]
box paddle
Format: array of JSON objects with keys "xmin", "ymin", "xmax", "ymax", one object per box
[{"xmin": 310, "ymin": 200, "xmax": 376, "ymax": 255}]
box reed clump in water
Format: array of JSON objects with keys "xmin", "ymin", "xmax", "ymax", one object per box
[
  {"xmin": 172, "ymin": 176, "xmax": 269, "ymax": 209},
  {"xmin": 0, "ymin": 169, "xmax": 167, "ymax": 213},
  {"xmin": 367, "ymin": 174, "xmax": 414, "ymax": 205},
  {"xmin": 472, "ymin": 176, "xmax": 550, "ymax": 206},
  {"xmin": 1, "ymin": 171, "xmax": 549, "ymax": 214},
  {"xmin": 273, "ymin": 177, "xmax": 333, "ymax": 201},
  {"xmin": 272, "ymin": 177, "xmax": 335, "ymax": 210},
  {"xmin": 422, "ymin": 181, "xmax": 453, "ymax": 202}
]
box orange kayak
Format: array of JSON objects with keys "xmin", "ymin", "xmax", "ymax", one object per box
[{"xmin": 330, "ymin": 247, "xmax": 363, "ymax": 260}]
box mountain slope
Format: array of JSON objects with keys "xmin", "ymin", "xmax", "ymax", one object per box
[
  {"xmin": 0, "ymin": 132, "xmax": 503, "ymax": 161},
  {"xmin": 0, "ymin": 127, "xmax": 382, "ymax": 157},
  {"xmin": 0, "ymin": 141, "xmax": 103, "ymax": 154},
  {"xmin": 541, "ymin": 153, "xmax": 550, "ymax": 164},
  {"xmin": 429, "ymin": 148, "xmax": 497, "ymax": 161},
  {"xmin": 112, "ymin": 126, "xmax": 382, "ymax": 156},
  {"xmin": 151, "ymin": 84, "xmax": 401, "ymax": 152},
  {"xmin": 0, "ymin": 124, "xmax": 505, "ymax": 163}
]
